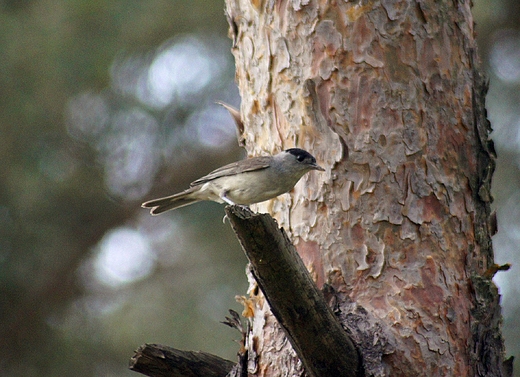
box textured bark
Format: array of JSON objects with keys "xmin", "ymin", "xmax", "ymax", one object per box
[{"xmin": 224, "ymin": 0, "xmax": 506, "ymax": 376}]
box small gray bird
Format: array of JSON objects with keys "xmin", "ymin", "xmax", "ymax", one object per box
[{"xmin": 142, "ymin": 148, "xmax": 325, "ymax": 215}]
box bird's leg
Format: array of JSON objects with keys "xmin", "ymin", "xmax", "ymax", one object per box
[
  {"xmin": 220, "ymin": 192, "xmax": 235, "ymax": 223},
  {"xmin": 221, "ymin": 192, "xmax": 250, "ymax": 209},
  {"xmin": 220, "ymin": 192, "xmax": 237, "ymax": 206},
  {"xmin": 220, "ymin": 192, "xmax": 252, "ymax": 223}
]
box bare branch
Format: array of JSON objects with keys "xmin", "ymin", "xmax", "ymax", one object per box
[
  {"xmin": 225, "ymin": 205, "xmax": 361, "ymax": 377},
  {"xmin": 216, "ymin": 101, "xmax": 245, "ymax": 147},
  {"xmin": 129, "ymin": 344, "xmax": 234, "ymax": 377}
]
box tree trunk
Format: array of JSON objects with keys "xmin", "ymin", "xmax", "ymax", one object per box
[{"xmin": 224, "ymin": 0, "xmax": 507, "ymax": 376}]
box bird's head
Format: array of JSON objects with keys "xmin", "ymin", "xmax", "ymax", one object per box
[{"xmin": 277, "ymin": 148, "xmax": 325, "ymax": 175}]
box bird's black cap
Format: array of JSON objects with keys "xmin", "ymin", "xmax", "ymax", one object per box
[{"xmin": 285, "ymin": 148, "xmax": 315, "ymax": 163}]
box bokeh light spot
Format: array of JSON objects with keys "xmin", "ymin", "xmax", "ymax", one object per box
[
  {"xmin": 146, "ymin": 36, "xmax": 213, "ymax": 108},
  {"xmin": 490, "ymin": 29, "xmax": 520, "ymax": 83},
  {"xmin": 94, "ymin": 227, "xmax": 155, "ymax": 287}
]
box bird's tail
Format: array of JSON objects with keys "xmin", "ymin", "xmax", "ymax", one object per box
[{"xmin": 141, "ymin": 187, "xmax": 201, "ymax": 215}]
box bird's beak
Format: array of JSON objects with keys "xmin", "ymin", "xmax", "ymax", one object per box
[{"xmin": 313, "ymin": 163, "xmax": 325, "ymax": 171}]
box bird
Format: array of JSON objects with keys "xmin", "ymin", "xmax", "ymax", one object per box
[{"xmin": 142, "ymin": 148, "xmax": 325, "ymax": 215}]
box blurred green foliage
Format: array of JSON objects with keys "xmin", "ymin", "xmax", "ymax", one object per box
[
  {"xmin": 0, "ymin": 1, "xmax": 246, "ymax": 376},
  {"xmin": 0, "ymin": 0, "xmax": 519, "ymax": 376}
]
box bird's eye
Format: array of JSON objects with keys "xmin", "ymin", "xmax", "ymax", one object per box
[{"xmin": 296, "ymin": 154, "xmax": 305, "ymax": 162}]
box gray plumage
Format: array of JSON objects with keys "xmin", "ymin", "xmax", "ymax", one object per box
[{"xmin": 142, "ymin": 148, "xmax": 324, "ymax": 215}]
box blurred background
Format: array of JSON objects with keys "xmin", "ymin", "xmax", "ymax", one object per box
[{"xmin": 0, "ymin": 0, "xmax": 518, "ymax": 376}]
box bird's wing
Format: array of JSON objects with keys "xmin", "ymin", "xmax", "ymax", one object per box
[{"xmin": 190, "ymin": 156, "xmax": 272, "ymax": 186}]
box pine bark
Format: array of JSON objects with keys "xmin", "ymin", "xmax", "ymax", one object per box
[{"xmin": 224, "ymin": 0, "xmax": 506, "ymax": 376}]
